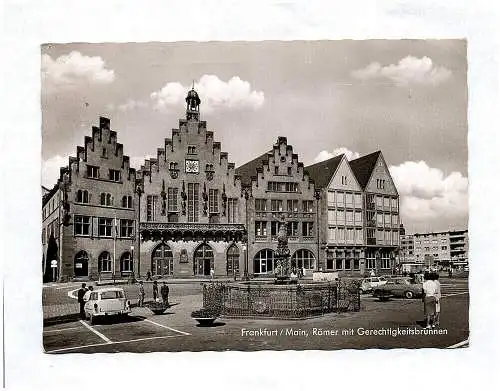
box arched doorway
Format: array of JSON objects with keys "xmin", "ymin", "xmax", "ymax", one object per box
[
  {"xmin": 253, "ymin": 249, "xmax": 275, "ymax": 275},
  {"xmin": 152, "ymin": 243, "xmax": 174, "ymax": 276},
  {"xmin": 291, "ymin": 249, "xmax": 315, "ymax": 270},
  {"xmin": 74, "ymin": 250, "xmax": 89, "ymax": 277},
  {"xmin": 226, "ymin": 245, "xmax": 240, "ymax": 276},
  {"xmin": 194, "ymin": 243, "xmax": 214, "ymax": 276}
]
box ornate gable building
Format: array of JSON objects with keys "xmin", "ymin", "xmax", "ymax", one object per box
[
  {"xmin": 136, "ymin": 89, "xmax": 246, "ymax": 278},
  {"xmin": 236, "ymin": 137, "xmax": 319, "ymax": 277}
]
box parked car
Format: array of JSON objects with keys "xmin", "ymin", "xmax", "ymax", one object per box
[
  {"xmin": 84, "ymin": 287, "xmax": 131, "ymax": 324},
  {"xmin": 372, "ymin": 277, "xmax": 423, "ymax": 300},
  {"xmin": 360, "ymin": 276, "xmax": 388, "ymax": 293}
]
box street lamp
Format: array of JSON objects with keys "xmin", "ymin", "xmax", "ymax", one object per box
[
  {"xmin": 135, "ymin": 182, "xmax": 144, "ymax": 278},
  {"xmin": 130, "ymin": 245, "xmax": 135, "ymax": 276}
]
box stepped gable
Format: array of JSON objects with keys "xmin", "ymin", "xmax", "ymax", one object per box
[
  {"xmin": 349, "ymin": 150, "xmax": 381, "ymax": 190},
  {"xmin": 304, "ymin": 154, "xmax": 343, "ymax": 189},
  {"xmin": 235, "ymin": 151, "xmax": 273, "ymax": 187}
]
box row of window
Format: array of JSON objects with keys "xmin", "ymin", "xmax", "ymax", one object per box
[
  {"xmin": 86, "ymin": 165, "xmax": 122, "ymax": 182},
  {"xmin": 327, "ymin": 191, "xmax": 363, "ymax": 208},
  {"xmin": 366, "ymin": 195, "xmax": 399, "ymax": 211},
  {"xmin": 366, "ymin": 230, "xmax": 400, "ymax": 245},
  {"xmin": 75, "ymin": 189, "xmax": 133, "ymax": 209},
  {"xmin": 254, "ymin": 221, "xmax": 314, "ymax": 238},
  {"xmin": 327, "ymin": 228, "xmax": 363, "ymax": 244},
  {"xmin": 328, "ymin": 210, "xmax": 363, "ymax": 226},
  {"xmin": 42, "ymin": 193, "xmax": 60, "ymax": 220},
  {"xmin": 253, "ymin": 249, "xmax": 315, "ymax": 274},
  {"xmin": 267, "ymin": 181, "xmax": 299, "ymax": 192},
  {"xmin": 74, "ymin": 250, "xmax": 133, "ymax": 273},
  {"xmin": 42, "ymin": 218, "xmax": 60, "ymax": 244},
  {"xmin": 273, "ymin": 166, "xmax": 294, "ymax": 176},
  {"xmin": 415, "ymin": 246, "xmax": 448, "ymax": 251},
  {"xmin": 255, "ymin": 199, "xmax": 314, "ymax": 213},
  {"xmin": 74, "ymin": 216, "xmax": 134, "ymax": 238}
]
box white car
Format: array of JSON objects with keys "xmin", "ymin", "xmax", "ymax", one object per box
[
  {"xmin": 84, "ymin": 287, "xmax": 131, "ymax": 324},
  {"xmin": 360, "ymin": 277, "xmax": 388, "ymax": 293}
]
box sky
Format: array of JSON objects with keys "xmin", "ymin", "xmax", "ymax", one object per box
[{"xmin": 41, "ymin": 40, "xmax": 468, "ymax": 234}]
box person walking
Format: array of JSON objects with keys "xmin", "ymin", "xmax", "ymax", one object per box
[
  {"xmin": 138, "ymin": 281, "xmax": 145, "ymax": 307},
  {"xmin": 160, "ymin": 282, "xmax": 169, "ymax": 307},
  {"xmin": 370, "ymin": 269, "xmax": 375, "ymax": 277},
  {"xmin": 422, "ymin": 272, "xmax": 438, "ymax": 329},
  {"xmin": 77, "ymin": 283, "xmax": 87, "ymax": 319},
  {"xmin": 146, "ymin": 270, "xmax": 152, "ymax": 281},
  {"xmin": 152, "ymin": 280, "xmax": 159, "ymax": 301},
  {"xmin": 433, "ymin": 272, "xmax": 442, "ymax": 327}
]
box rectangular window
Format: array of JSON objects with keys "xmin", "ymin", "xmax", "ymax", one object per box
[
  {"xmin": 336, "ymin": 259, "xmax": 343, "ymax": 270},
  {"xmin": 327, "ymin": 191, "xmax": 335, "ymax": 205},
  {"xmin": 384, "ymin": 214, "xmax": 390, "ymax": 225},
  {"xmin": 271, "ymin": 199, "xmax": 283, "ymax": 212},
  {"xmin": 227, "ymin": 198, "xmax": 238, "ymax": 223},
  {"xmin": 384, "ymin": 231, "xmax": 391, "ymax": 244},
  {"xmin": 391, "ymin": 197, "xmax": 398, "ymax": 210},
  {"xmin": 356, "ymin": 229, "xmax": 363, "ymax": 244},
  {"xmin": 345, "ymin": 258, "xmax": 352, "ymax": 270},
  {"xmin": 167, "ymin": 188, "xmax": 178, "ymax": 212},
  {"xmin": 255, "ymin": 221, "xmax": 267, "ymax": 237},
  {"xmin": 98, "ymin": 218, "xmax": 113, "ymax": 237},
  {"xmin": 336, "ymin": 210, "xmax": 345, "ymax": 224},
  {"xmin": 383, "ymin": 197, "xmax": 390, "ymax": 209},
  {"xmin": 267, "ymin": 182, "xmax": 298, "ymax": 192},
  {"xmin": 392, "ymin": 231, "xmax": 399, "ymax": 245},
  {"xmin": 376, "ymin": 195, "xmax": 383, "ymax": 208},
  {"xmin": 346, "ymin": 210, "xmax": 354, "ymax": 224},
  {"xmin": 271, "ymin": 221, "xmax": 281, "ymax": 236},
  {"xmin": 381, "ymin": 256, "xmax": 391, "ymax": 269},
  {"xmin": 346, "ymin": 228, "xmax": 354, "ymax": 243},
  {"xmin": 327, "ymin": 210, "xmax": 335, "ymax": 224},
  {"xmin": 287, "ymin": 221, "xmax": 299, "ymax": 236},
  {"xmin": 87, "ymin": 165, "xmax": 99, "ymax": 179},
  {"xmin": 187, "ymin": 183, "xmax": 199, "ymax": 222},
  {"xmin": 328, "ymin": 227, "xmax": 336, "ymax": 242},
  {"xmin": 353, "ymin": 254, "xmax": 360, "ymax": 270},
  {"xmin": 354, "ymin": 193, "xmax": 362, "ymax": 208},
  {"xmin": 209, "ymin": 189, "xmax": 219, "ymax": 214},
  {"xmin": 338, "ymin": 228, "xmax": 345, "ymax": 242},
  {"xmin": 336, "ymin": 192, "xmax": 345, "ymax": 207},
  {"xmin": 366, "ymin": 257, "xmax": 376, "ymax": 270},
  {"xmin": 109, "ymin": 169, "xmax": 121, "ymax": 182},
  {"xmin": 355, "ymin": 211, "xmax": 362, "ymax": 224},
  {"xmin": 302, "ymin": 222, "xmax": 314, "ymax": 237},
  {"xmin": 255, "ymin": 199, "xmax": 267, "ymax": 211},
  {"xmin": 289, "ymin": 199, "xmax": 299, "ymax": 212},
  {"xmin": 74, "ymin": 215, "xmax": 90, "ymax": 236},
  {"xmin": 392, "ymin": 215, "xmax": 398, "ymax": 226},
  {"xmin": 120, "ymin": 219, "xmax": 134, "ymax": 238},
  {"xmin": 345, "ymin": 193, "xmax": 353, "ymax": 207},
  {"xmin": 146, "ymin": 195, "xmax": 158, "ymax": 222},
  {"xmin": 302, "ymin": 200, "xmax": 313, "ymax": 213},
  {"xmin": 377, "ymin": 214, "xmax": 383, "ymax": 226}
]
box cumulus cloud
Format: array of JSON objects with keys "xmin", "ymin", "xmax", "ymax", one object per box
[
  {"xmin": 116, "ymin": 99, "xmax": 148, "ymax": 111},
  {"xmin": 42, "ymin": 155, "xmax": 69, "ymax": 188},
  {"xmin": 42, "ymin": 51, "xmax": 115, "ymax": 90},
  {"xmin": 313, "ymin": 147, "xmax": 361, "ymax": 163},
  {"xmin": 389, "ymin": 161, "xmax": 468, "ymax": 222},
  {"xmin": 351, "ymin": 56, "xmax": 452, "ymax": 86},
  {"xmin": 150, "ymin": 75, "xmax": 265, "ymax": 113}
]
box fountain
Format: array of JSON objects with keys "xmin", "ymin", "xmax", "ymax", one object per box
[{"xmin": 274, "ymin": 215, "xmax": 292, "ymax": 284}]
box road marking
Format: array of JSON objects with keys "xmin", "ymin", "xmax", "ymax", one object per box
[
  {"xmin": 447, "ymin": 339, "xmax": 469, "ymax": 349},
  {"xmin": 79, "ymin": 320, "xmax": 112, "ymax": 343},
  {"xmin": 442, "ymin": 292, "xmax": 468, "ymax": 298},
  {"xmin": 46, "ymin": 334, "xmax": 181, "ymax": 353},
  {"xmin": 44, "ymin": 326, "xmax": 82, "ymax": 334},
  {"xmin": 144, "ymin": 318, "xmax": 191, "ymax": 336}
]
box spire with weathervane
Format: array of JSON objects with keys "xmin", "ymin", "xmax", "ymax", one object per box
[{"xmin": 185, "ymin": 80, "xmax": 201, "ymax": 121}]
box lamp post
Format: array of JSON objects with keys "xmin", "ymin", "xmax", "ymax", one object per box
[
  {"xmin": 130, "ymin": 245, "xmax": 135, "ymax": 276},
  {"xmin": 314, "ymin": 190, "xmax": 321, "ymax": 272},
  {"xmin": 135, "ymin": 182, "xmax": 143, "ymax": 278},
  {"xmin": 242, "ymin": 188, "xmax": 251, "ymax": 280}
]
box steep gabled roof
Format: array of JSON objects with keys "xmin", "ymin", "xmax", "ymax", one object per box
[
  {"xmin": 304, "ymin": 154, "xmax": 343, "ymax": 189},
  {"xmin": 349, "ymin": 151, "xmax": 381, "ymax": 189},
  {"xmin": 235, "ymin": 150, "xmax": 272, "ymax": 187}
]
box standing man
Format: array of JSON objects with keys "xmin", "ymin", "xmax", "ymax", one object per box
[
  {"xmin": 138, "ymin": 281, "xmax": 145, "ymax": 307},
  {"xmin": 152, "ymin": 280, "xmax": 159, "ymax": 301},
  {"xmin": 370, "ymin": 269, "xmax": 376, "ymax": 277},
  {"xmin": 83, "ymin": 285, "xmax": 94, "ymax": 302},
  {"xmin": 160, "ymin": 282, "xmax": 169, "ymax": 307},
  {"xmin": 77, "ymin": 283, "xmax": 87, "ymax": 319}
]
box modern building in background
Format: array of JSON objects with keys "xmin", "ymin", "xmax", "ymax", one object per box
[{"xmin": 43, "ymin": 88, "xmax": 404, "ymax": 281}]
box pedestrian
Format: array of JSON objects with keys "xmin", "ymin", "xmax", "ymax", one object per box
[
  {"xmin": 152, "ymin": 280, "xmax": 158, "ymax": 301},
  {"xmin": 422, "ymin": 272, "xmax": 438, "ymax": 329},
  {"xmin": 83, "ymin": 285, "xmax": 94, "ymax": 302},
  {"xmin": 160, "ymin": 282, "xmax": 169, "ymax": 307},
  {"xmin": 210, "ymin": 267, "xmax": 215, "ymax": 280},
  {"xmin": 448, "ymin": 268, "xmax": 453, "ymax": 278},
  {"xmin": 370, "ymin": 269, "xmax": 375, "ymax": 277},
  {"xmin": 138, "ymin": 281, "xmax": 145, "ymax": 307},
  {"xmin": 146, "ymin": 269, "xmax": 152, "ymax": 281},
  {"xmin": 77, "ymin": 283, "xmax": 87, "ymax": 319},
  {"xmin": 433, "ymin": 272, "xmax": 442, "ymax": 327}
]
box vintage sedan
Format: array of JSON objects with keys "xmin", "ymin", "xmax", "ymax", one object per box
[
  {"xmin": 360, "ymin": 276, "xmax": 388, "ymax": 293},
  {"xmin": 84, "ymin": 287, "xmax": 131, "ymax": 324},
  {"xmin": 372, "ymin": 277, "xmax": 423, "ymax": 300}
]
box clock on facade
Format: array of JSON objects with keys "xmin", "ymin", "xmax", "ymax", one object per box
[{"xmin": 185, "ymin": 159, "xmax": 200, "ymax": 173}]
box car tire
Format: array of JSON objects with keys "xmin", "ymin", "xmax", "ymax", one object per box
[{"xmin": 404, "ymin": 291, "xmax": 414, "ymax": 299}]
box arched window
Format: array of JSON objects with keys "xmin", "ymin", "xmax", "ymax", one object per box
[
  {"xmin": 120, "ymin": 252, "xmax": 133, "ymax": 273},
  {"xmin": 152, "ymin": 243, "xmax": 173, "ymax": 276},
  {"xmin": 122, "ymin": 195, "xmax": 133, "ymax": 208},
  {"xmin": 291, "ymin": 249, "xmax": 315, "ymax": 270},
  {"xmin": 194, "ymin": 243, "xmax": 214, "ymax": 276},
  {"xmin": 226, "ymin": 245, "xmax": 240, "ymax": 276},
  {"xmin": 253, "ymin": 249, "xmax": 275, "ymax": 274},
  {"xmin": 76, "ymin": 190, "xmax": 89, "ymax": 203},
  {"xmin": 74, "ymin": 250, "xmax": 89, "ymax": 277},
  {"xmin": 98, "ymin": 251, "xmax": 112, "ymax": 273}
]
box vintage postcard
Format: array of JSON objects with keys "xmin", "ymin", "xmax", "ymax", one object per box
[{"xmin": 41, "ymin": 40, "xmax": 469, "ymax": 353}]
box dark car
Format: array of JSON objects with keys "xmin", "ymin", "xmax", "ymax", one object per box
[{"xmin": 372, "ymin": 277, "xmax": 423, "ymax": 300}]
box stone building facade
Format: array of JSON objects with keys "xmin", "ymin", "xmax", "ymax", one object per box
[
  {"xmin": 42, "ymin": 117, "xmax": 138, "ymax": 281},
  {"xmin": 136, "ymin": 89, "xmax": 246, "ymax": 278},
  {"xmin": 235, "ymin": 137, "xmax": 319, "ymax": 276}
]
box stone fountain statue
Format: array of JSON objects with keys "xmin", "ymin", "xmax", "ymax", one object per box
[{"xmin": 274, "ymin": 214, "xmax": 291, "ymax": 282}]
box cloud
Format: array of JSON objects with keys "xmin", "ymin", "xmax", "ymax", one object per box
[
  {"xmin": 150, "ymin": 74, "xmax": 265, "ymax": 113},
  {"xmin": 116, "ymin": 99, "xmax": 148, "ymax": 111},
  {"xmin": 42, "ymin": 155, "xmax": 69, "ymax": 188},
  {"xmin": 42, "ymin": 51, "xmax": 115, "ymax": 90},
  {"xmin": 351, "ymin": 56, "xmax": 452, "ymax": 86},
  {"xmin": 313, "ymin": 147, "xmax": 360, "ymax": 163},
  {"xmin": 389, "ymin": 161, "xmax": 468, "ymax": 222}
]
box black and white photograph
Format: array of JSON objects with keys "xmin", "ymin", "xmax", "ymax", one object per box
[{"xmin": 41, "ymin": 40, "xmax": 469, "ymax": 353}]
